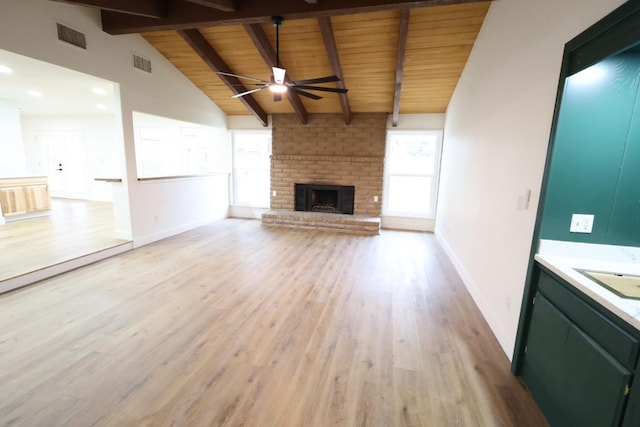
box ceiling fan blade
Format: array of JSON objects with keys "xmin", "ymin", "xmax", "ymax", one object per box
[
  {"xmin": 203, "ymin": 83, "xmax": 263, "ymax": 87},
  {"xmin": 291, "ymin": 75, "xmax": 341, "ymax": 85},
  {"xmin": 216, "ymin": 71, "xmax": 269, "ymax": 84},
  {"xmin": 292, "ymin": 88, "xmax": 323, "ymax": 100},
  {"xmin": 232, "ymin": 87, "xmax": 266, "ymax": 98},
  {"xmin": 274, "ymin": 93, "xmax": 282, "ymax": 102},
  {"xmin": 293, "ymin": 85, "xmax": 348, "ymax": 94}
]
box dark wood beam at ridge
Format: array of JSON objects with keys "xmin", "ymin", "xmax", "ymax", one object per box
[
  {"xmin": 183, "ymin": 0, "xmax": 237, "ymax": 12},
  {"xmin": 243, "ymin": 23, "xmax": 309, "ymax": 125},
  {"xmin": 392, "ymin": 8, "xmax": 410, "ymax": 127},
  {"xmin": 318, "ymin": 16, "xmax": 352, "ymax": 125},
  {"xmin": 177, "ymin": 29, "xmax": 268, "ymax": 127},
  {"xmin": 50, "ymin": 0, "xmax": 167, "ymax": 19},
  {"xmin": 100, "ymin": 0, "xmax": 490, "ymax": 34}
]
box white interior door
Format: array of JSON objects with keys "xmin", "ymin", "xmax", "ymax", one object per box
[{"xmin": 37, "ymin": 131, "xmax": 88, "ymax": 199}]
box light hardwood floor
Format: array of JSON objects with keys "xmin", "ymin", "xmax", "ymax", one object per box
[
  {"xmin": 0, "ymin": 198, "xmax": 129, "ymax": 282},
  {"xmin": 0, "ymin": 219, "xmax": 548, "ymax": 426}
]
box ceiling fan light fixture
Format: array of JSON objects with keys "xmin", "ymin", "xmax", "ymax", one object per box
[
  {"xmin": 269, "ymin": 84, "xmax": 288, "ymax": 94},
  {"xmin": 218, "ymin": 15, "xmax": 347, "ymax": 103},
  {"xmin": 272, "ymin": 66, "xmax": 286, "ymax": 84}
]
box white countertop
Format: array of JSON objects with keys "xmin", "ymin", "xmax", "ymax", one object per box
[{"xmin": 536, "ymin": 240, "xmax": 640, "ymax": 331}]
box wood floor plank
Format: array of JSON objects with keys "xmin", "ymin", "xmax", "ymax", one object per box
[
  {"xmin": 0, "ymin": 198, "xmax": 129, "ymax": 282},
  {"xmin": 0, "ymin": 219, "xmax": 548, "ymax": 426}
]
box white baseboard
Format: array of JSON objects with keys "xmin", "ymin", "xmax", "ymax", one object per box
[
  {"xmin": 381, "ymin": 215, "xmax": 435, "ymax": 232},
  {"xmin": 228, "ymin": 206, "xmax": 269, "ymax": 219},
  {"xmin": 3, "ymin": 210, "xmax": 50, "ymax": 223},
  {"xmin": 434, "ymin": 231, "xmax": 514, "ymax": 360}
]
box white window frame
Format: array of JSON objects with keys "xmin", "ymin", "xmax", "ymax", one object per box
[
  {"xmin": 231, "ymin": 130, "xmax": 272, "ymax": 208},
  {"xmin": 383, "ymin": 130, "xmax": 443, "ymax": 219},
  {"xmin": 132, "ymin": 112, "xmax": 218, "ymax": 179}
]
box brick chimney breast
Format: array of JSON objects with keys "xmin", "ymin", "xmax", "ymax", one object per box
[{"xmin": 270, "ymin": 113, "xmax": 386, "ymax": 217}]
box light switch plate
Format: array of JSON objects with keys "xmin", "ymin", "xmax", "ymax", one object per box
[{"xmin": 570, "ymin": 214, "xmax": 594, "ymax": 233}]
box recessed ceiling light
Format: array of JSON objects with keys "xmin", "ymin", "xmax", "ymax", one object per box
[
  {"xmin": 92, "ymin": 87, "xmax": 107, "ymax": 95},
  {"xmin": 28, "ymin": 90, "xmax": 42, "ymax": 97},
  {"xmin": 0, "ymin": 64, "xmax": 12, "ymax": 74},
  {"xmin": 96, "ymin": 103, "xmax": 106, "ymax": 110}
]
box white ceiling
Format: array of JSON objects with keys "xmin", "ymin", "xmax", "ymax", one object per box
[{"xmin": 0, "ymin": 48, "xmax": 117, "ymax": 116}]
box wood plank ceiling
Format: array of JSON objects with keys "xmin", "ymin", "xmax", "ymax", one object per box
[{"xmin": 51, "ymin": 0, "xmax": 491, "ymax": 126}]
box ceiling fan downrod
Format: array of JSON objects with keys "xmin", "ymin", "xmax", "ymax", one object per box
[{"xmin": 272, "ymin": 16, "xmax": 285, "ymax": 69}]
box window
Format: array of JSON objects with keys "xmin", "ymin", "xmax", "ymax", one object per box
[
  {"xmin": 133, "ymin": 112, "xmax": 222, "ymax": 178},
  {"xmin": 232, "ymin": 131, "xmax": 271, "ymax": 208},
  {"xmin": 383, "ymin": 131, "xmax": 442, "ymax": 218}
]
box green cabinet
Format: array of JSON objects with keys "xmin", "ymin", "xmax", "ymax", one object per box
[
  {"xmin": 522, "ymin": 292, "xmax": 631, "ymax": 426},
  {"xmin": 520, "ymin": 266, "xmax": 640, "ymax": 427}
]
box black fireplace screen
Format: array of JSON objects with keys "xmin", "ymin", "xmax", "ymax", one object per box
[{"xmin": 294, "ymin": 184, "xmax": 354, "ymax": 215}]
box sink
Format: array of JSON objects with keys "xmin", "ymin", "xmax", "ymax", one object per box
[{"xmin": 577, "ymin": 269, "xmax": 640, "ymax": 300}]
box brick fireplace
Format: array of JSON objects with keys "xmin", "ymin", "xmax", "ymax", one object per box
[
  {"xmin": 263, "ymin": 113, "xmax": 386, "ymax": 234},
  {"xmin": 269, "ymin": 113, "xmax": 385, "ymax": 215}
]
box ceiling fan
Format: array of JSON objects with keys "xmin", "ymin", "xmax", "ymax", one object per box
[{"xmin": 217, "ymin": 16, "xmax": 348, "ymax": 102}]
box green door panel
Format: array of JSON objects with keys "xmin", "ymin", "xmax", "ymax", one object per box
[
  {"xmin": 522, "ymin": 293, "xmax": 573, "ymax": 425},
  {"xmin": 622, "ymin": 378, "xmax": 640, "ymax": 427},
  {"xmin": 522, "ymin": 293, "xmax": 632, "ymax": 427},
  {"xmin": 562, "ymin": 323, "xmax": 631, "ymax": 427}
]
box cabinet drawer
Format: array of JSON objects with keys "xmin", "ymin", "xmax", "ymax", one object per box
[{"xmin": 538, "ymin": 267, "xmax": 640, "ymax": 369}]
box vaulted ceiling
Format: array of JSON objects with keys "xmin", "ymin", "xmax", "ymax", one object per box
[{"xmin": 51, "ymin": 0, "xmax": 491, "ymax": 126}]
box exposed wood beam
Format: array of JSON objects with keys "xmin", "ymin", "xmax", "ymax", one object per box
[
  {"xmin": 177, "ymin": 29, "xmax": 268, "ymax": 127},
  {"xmin": 183, "ymin": 0, "xmax": 237, "ymax": 12},
  {"xmin": 100, "ymin": 0, "xmax": 490, "ymax": 34},
  {"xmin": 243, "ymin": 23, "xmax": 309, "ymax": 125},
  {"xmin": 392, "ymin": 8, "xmax": 410, "ymax": 127},
  {"xmin": 318, "ymin": 16, "xmax": 352, "ymax": 125},
  {"xmin": 50, "ymin": 0, "xmax": 166, "ymax": 19}
]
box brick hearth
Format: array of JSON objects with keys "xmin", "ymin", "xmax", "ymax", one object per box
[{"xmin": 262, "ymin": 210, "xmax": 380, "ymax": 235}]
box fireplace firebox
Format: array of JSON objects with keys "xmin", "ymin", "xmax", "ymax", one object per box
[{"xmin": 295, "ymin": 184, "xmax": 355, "ymax": 215}]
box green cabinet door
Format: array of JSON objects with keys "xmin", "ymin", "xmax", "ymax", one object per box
[{"xmin": 522, "ymin": 292, "xmax": 632, "ymax": 427}]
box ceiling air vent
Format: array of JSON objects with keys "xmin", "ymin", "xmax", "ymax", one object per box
[
  {"xmin": 133, "ymin": 54, "xmax": 152, "ymax": 74},
  {"xmin": 56, "ymin": 23, "xmax": 87, "ymax": 49}
]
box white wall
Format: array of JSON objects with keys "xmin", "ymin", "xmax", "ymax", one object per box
[
  {"xmin": 0, "ymin": 0, "xmax": 230, "ymax": 244},
  {"xmin": 386, "ymin": 113, "xmax": 445, "ymax": 130},
  {"xmin": 0, "ymin": 98, "xmax": 27, "ymax": 176},
  {"xmin": 436, "ymin": 0, "xmax": 627, "ymax": 358},
  {"xmin": 227, "ymin": 115, "xmax": 272, "ymax": 130}
]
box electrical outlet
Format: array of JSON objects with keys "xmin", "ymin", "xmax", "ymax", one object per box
[
  {"xmin": 373, "ymin": 196, "xmax": 378, "ymax": 202},
  {"xmin": 272, "ymin": 190, "xmax": 277, "ymax": 197},
  {"xmin": 570, "ymin": 214, "xmax": 594, "ymax": 233}
]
